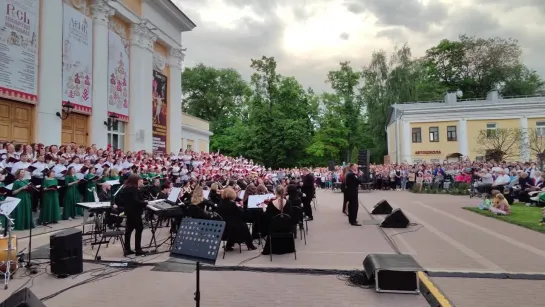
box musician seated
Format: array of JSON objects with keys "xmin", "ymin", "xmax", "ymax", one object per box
[
  {"xmin": 216, "ymin": 187, "xmax": 256, "ymax": 251},
  {"xmin": 191, "ymin": 186, "xmax": 215, "ymax": 212},
  {"xmin": 150, "ymin": 178, "xmax": 161, "ymax": 198},
  {"xmin": 156, "ymin": 182, "xmax": 172, "ymax": 200},
  {"xmin": 208, "ymin": 183, "xmax": 221, "ymax": 204},
  {"xmin": 287, "ymin": 184, "xmax": 302, "ymax": 208},
  {"xmin": 262, "ymin": 185, "xmax": 295, "ymax": 255}
]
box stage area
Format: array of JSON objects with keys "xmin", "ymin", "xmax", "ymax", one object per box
[{"xmin": 3, "ymin": 190, "xmax": 545, "ymax": 306}]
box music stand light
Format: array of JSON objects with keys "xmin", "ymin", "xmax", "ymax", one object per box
[{"xmin": 170, "ymin": 218, "xmax": 226, "ymax": 307}]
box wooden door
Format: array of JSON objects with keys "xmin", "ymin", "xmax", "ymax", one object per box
[
  {"xmin": 62, "ymin": 114, "xmax": 88, "ymax": 145},
  {"xmin": 0, "ymin": 100, "xmax": 33, "ymax": 144}
]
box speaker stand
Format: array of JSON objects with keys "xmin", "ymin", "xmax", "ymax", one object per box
[{"xmin": 26, "ymin": 220, "xmax": 52, "ymax": 275}]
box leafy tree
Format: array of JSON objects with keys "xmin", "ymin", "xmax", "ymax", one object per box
[
  {"xmin": 424, "ymin": 35, "xmax": 542, "ymax": 98},
  {"xmin": 527, "ymin": 128, "xmax": 545, "ymax": 169},
  {"xmin": 475, "ymin": 128, "xmax": 522, "ymax": 161}
]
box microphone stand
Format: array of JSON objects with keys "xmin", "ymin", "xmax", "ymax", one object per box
[{"xmin": 26, "ymin": 183, "xmax": 51, "ymax": 274}]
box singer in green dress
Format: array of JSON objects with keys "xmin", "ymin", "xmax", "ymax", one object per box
[
  {"xmin": 11, "ymin": 170, "xmax": 34, "ymax": 230},
  {"xmin": 84, "ymin": 167, "xmax": 98, "ymax": 202},
  {"xmin": 0, "ymin": 181, "xmax": 7, "ymax": 229},
  {"xmin": 63, "ymin": 167, "xmax": 80, "ymax": 220},
  {"xmin": 40, "ymin": 171, "xmax": 61, "ymax": 224}
]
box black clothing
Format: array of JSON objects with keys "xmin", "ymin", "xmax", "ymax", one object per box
[
  {"xmin": 345, "ymin": 171, "xmax": 360, "ymax": 224},
  {"xmin": 262, "ymin": 201, "xmax": 295, "ymax": 255},
  {"xmin": 185, "ymin": 204, "xmax": 210, "ymax": 219},
  {"xmin": 216, "ymin": 199, "xmax": 253, "ymax": 248},
  {"xmin": 301, "ymin": 173, "xmax": 314, "ymax": 219},
  {"xmin": 208, "ymin": 190, "xmax": 221, "ymax": 204},
  {"xmin": 196, "ymin": 199, "xmax": 215, "ymax": 212},
  {"xmin": 156, "ymin": 191, "xmax": 169, "ymax": 200},
  {"xmin": 117, "ymin": 186, "xmax": 147, "ymax": 252}
]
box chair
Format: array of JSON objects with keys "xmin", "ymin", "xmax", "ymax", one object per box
[
  {"xmin": 92, "ymin": 230, "xmax": 125, "ymax": 260},
  {"xmin": 290, "ymin": 206, "xmax": 306, "ymax": 245},
  {"xmin": 213, "ymin": 213, "xmax": 243, "ymax": 259},
  {"xmin": 268, "ymin": 213, "xmax": 296, "ymax": 261}
]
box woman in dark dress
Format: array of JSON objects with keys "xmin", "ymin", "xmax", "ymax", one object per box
[
  {"xmin": 191, "ymin": 186, "xmax": 215, "ymax": 212},
  {"xmin": 243, "ymin": 183, "xmax": 263, "ymax": 240},
  {"xmin": 208, "ymin": 183, "xmax": 222, "ymax": 204},
  {"xmin": 116, "ymin": 174, "xmax": 148, "ymax": 256},
  {"xmin": 215, "ymin": 187, "xmax": 256, "ymax": 251},
  {"xmin": 262, "ymin": 185, "xmax": 295, "ymax": 255}
]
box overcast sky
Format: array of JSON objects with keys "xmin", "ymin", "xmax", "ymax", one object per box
[{"xmin": 174, "ymin": 0, "xmax": 545, "ymax": 94}]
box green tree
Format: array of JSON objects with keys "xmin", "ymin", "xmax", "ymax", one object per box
[{"xmin": 424, "ymin": 35, "xmax": 542, "ymax": 98}]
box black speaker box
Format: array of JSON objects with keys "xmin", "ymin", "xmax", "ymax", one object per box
[
  {"xmin": 0, "ymin": 287, "xmax": 46, "ymax": 307},
  {"xmin": 363, "ymin": 254, "xmax": 422, "ymax": 294},
  {"xmin": 328, "ymin": 160, "xmax": 335, "ymax": 171},
  {"xmin": 371, "ymin": 200, "xmax": 393, "ymax": 215},
  {"xmin": 380, "ymin": 208, "xmax": 409, "ymax": 228},
  {"xmin": 50, "ymin": 228, "xmax": 83, "ymax": 277}
]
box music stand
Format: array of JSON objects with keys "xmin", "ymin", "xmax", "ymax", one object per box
[{"xmin": 170, "ymin": 218, "xmax": 226, "ymax": 307}]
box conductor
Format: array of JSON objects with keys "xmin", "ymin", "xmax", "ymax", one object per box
[
  {"xmin": 345, "ymin": 164, "xmax": 361, "ymax": 226},
  {"xmin": 116, "ymin": 174, "xmax": 149, "ymax": 256}
]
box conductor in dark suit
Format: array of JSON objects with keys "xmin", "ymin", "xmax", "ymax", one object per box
[
  {"xmin": 301, "ymin": 168, "xmax": 314, "ymax": 221},
  {"xmin": 116, "ymin": 174, "xmax": 148, "ymax": 256},
  {"xmin": 345, "ymin": 164, "xmax": 361, "ymax": 226}
]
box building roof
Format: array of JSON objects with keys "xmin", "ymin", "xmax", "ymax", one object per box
[{"xmin": 387, "ymin": 94, "xmax": 545, "ymax": 126}]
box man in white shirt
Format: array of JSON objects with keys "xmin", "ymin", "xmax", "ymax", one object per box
[
  {"xmin": 474, "ymin": 168, "xmax": 493, "ymax": 194},
  {"xmin": 11, "ymin": 153, "xmax": 31, "ymax": 180},
  {"xmin": 493, "ymin": 170, "xmax": 510, "ymax": 188}
]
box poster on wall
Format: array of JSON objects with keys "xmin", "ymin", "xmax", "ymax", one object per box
[
  {"xmin": 152, "ymin": 70, "xmax": 167, "ymax": 154},
  {"xmin": 107, "ymin": 30, "xmax": 129, "ymax": 121},
  {"xmin": 62, "ymin": 4, "xmax": 93, "ymax": 113},
  {"xmin": 0, "ymin": 0, "xmax": 40, "ymax": 103}
]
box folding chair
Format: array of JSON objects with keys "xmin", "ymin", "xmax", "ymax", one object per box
[{"xmin": 268, "ymin": 213, "xmax": 296, "ymax": 261}]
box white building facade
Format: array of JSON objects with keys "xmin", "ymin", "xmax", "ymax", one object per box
[{"xmin": 0, "ymin": 0, "xmax": 195, "ymax": 153}]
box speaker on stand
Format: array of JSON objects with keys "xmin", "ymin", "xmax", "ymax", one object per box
[
  {"xmin": 358, "ymin": 150, "xmax": 370, "ymax": 183},
  {"xmin": 0, "ymin": 287, "xmax": 47, "ymax": 307},
  {"xmin": 328, "ymin": 160, "xmax": 335, "ymax": 171}
]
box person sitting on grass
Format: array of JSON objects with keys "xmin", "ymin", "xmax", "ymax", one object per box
[
  {"xmin": 478, "ymin": 190, "xmax": 500, "ymax": 210},
  {"xmin": 490, "ymin": 194, "xmax": 511, "ymax": 215},
  {"xmin": 503, "ymin": 188, "xmax": 514, "ymax": 205}
]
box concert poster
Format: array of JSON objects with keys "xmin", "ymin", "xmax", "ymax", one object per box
[{"xmin": 152, "ymin": 70, "xmax": 168, "ymax": 154}]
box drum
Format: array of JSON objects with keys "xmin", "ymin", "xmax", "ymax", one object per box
[{"xmin": 0, "ymin": 235, "xmax": 17, "ymax": 273}]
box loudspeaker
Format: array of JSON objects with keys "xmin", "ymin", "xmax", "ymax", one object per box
[
  {"xmin": 0, "ymin": 287, "xmax": 46, "ymax": 307},
  {"xmin": 50, "ymin": 228, "xmax": 83, "ymax": 277},
  {"xmin": 328, "ymin": 160, "xmax": 335, "ymax": 171},
  {"xmin": 371, "ymin": 200, "xmax": 393, "ymax": 215},
  {"xmin": 357, "ymin": 149, "xmax": 370, "ymax": 166},
  {"xmin": 363, "ymin": 254, "xmax": 422, "ymax": 294},
  {"xmin": 380, "ymin": 208, "xmax": 409, "ymax": 228}
]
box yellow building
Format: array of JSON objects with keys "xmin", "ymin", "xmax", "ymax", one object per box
[
  {"xmin": 181, "ymin": 113, "xmax": 213, "ymax": 153},
  {"xmin": 386, "ymin": 90, "xmax": 545, "ymax": 163}
]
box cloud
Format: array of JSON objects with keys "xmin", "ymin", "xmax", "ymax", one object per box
[{"xmin": 175, "ymin": 0, "xmax": 545, "ymax": 94}]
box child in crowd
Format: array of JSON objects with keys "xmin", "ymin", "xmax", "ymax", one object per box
[
  {"xmin": 490, "ymin": 193, "xmax": 511, "ymax": 215},
  {"xmin": 479, "ymin": 190, "xmax": 501, "ymax": 210}
]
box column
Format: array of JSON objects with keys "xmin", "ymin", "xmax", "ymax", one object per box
[
  {"xmin": 520, "ymin": 116, "xmax": 530, "ymax": 161},
  {"xmin": 127, "ymin": 23, "xmax": 156, "ymax": 151},
  {"xmin": 167, "ymin": 48, "xmax": 184, "ymax": 153},
  {"xmin": 90, "ymin": 0, "xmax": 115, "ymax": 148},
  {"xmin": 37, "ymin": 0, "xmax": 63, "ymax": 145},
  {"xmin": 402, "ymin": 120, "xmax": 411, "ymax": 163},
  {"xmin": 458, "ymin": 118, "xmax": 468, "ymax": 156}
]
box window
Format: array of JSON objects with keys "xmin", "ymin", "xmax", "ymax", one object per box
[
  {"xmin": 186, "ymin": 144, "xmax": 192, "ymax": 150},
  {"xmin": 537, "ymin": 121, "xmax": 545, "ymax": 137},
  {"xmin": 107, "ymin": 119, "xmax": 125, "ymax": 150},
  {"xmin": 430, "ymin": 159, "xmax": 440, "ymax": 164},
  {"xmin": 412, "ymin": 128, "xmax": 422, "ymax": 143},
  {"xmin": 476, "ymin": 156, "xmax": 485, "ymax": 162},
  {"xmin": 486, "ymin": 123, "xmax": 497, "ymax": 138},
  {"xmin": 429, "ymin": 127, "xmax": 439, "ymax": 142},
  {"xmin": 447, "ymin": 126, "xmax": 457, "ymax": 141},
  {"xmin": 413, "ymin": 159, "xmax": 423, "ymax": 164}
]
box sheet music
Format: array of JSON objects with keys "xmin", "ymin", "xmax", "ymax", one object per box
[
  {"xmin": 5, "ymin": 183, "xmax": 13, "ymax": 190},
  {"xmin": 93, "ymin": 189, "xmax": 99, "ymax": 202},
  {"xmin": 105, "ymin": 180, "xmax": 120, "ymax": 186},
  {"xmin": 239, "ymin": 190, "xmax": 245, "ymax": 199},
  {"xmin": 203, "ymin": 190, "xmax": 210, "ymax": 199},
  {"xmin": 168, "ymin": 187, "xmax": 181, "ymax": 203},
  {"xmin": 247, "ymin": 195, "xmax": 268, "ymax": 209},
  {"xmin": 0, "ymin": 197, "xmax": 20, "ymax": 215}
]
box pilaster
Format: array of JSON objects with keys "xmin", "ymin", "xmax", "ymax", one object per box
[
  {"xmin": 127, "ymin": 22, "xmax": 157, "ymax": 151},
  {"xmin": 90, "ymin": 0, "xmax": 115, "ymax": 148},
  {"xmin": 167, "ymin": 47, "xmax": 185, "ymax": 153}
]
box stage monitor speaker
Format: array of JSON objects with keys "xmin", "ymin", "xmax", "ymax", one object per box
[
  {"xmin": 371, "ymin": 200, "xmax": 393, "ymax": 215},
  {"xmin": 328, "ymin": 160, "xmax": 335, "ymax": 171},
  {"xmin": 0, "ymin": 287, "xmax": 47, "ymax": 307},
  {"xmin": 50, "ymin": 228, "xmax": 83, "ymax": 277},
  {"xmin": 363, "ymin": 253, "xmax": 422, "ymax": 294},
  {"xmin": 380, "ymin": 208, "xmax": 409, "ymax": 228}
]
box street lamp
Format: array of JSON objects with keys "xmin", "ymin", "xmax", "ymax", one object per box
[{"xmin": 56, "ymin": 101, "xmax": 75, "ymax": 120}]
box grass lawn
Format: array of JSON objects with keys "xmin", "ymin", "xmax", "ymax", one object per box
[{"xmin": 463, "ymin": 202, "xmax": 545, "ymax": 234}]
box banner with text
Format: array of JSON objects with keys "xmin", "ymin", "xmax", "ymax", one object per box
[
  {"xmin": 0, "ymin": 0, "xmax": 40, "ymax": 103},
  {"xmin": 62, "ymin": 4, "xmax": 93, "ymax": 113},
  {"xmin": 152, "ymin": 70, "xmax": 167, "ymax": 154},
  {"xmin": 107, "ymin": 30, "xmax": 129, "ymax": 121}
]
